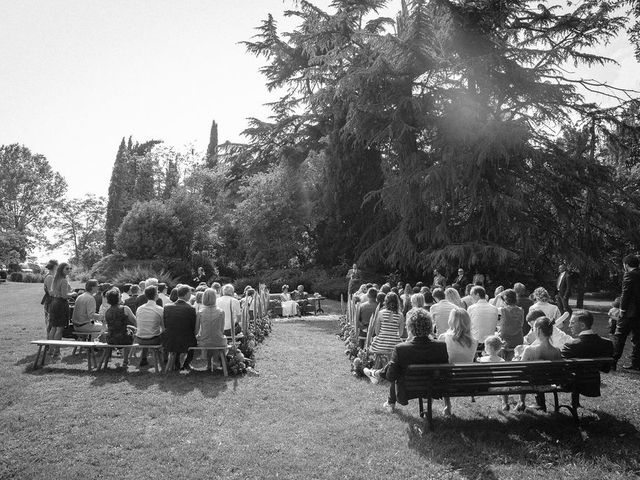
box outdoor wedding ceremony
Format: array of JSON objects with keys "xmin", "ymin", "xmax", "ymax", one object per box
[{"xmin": 2, "ymin": 0, "xmax": 640, "ymax": 479}]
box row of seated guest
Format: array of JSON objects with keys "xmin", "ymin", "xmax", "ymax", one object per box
[
  {"xmin": 65, "ymin": 279, "xmax": 243, "ymax": 370},
  {"xmin": 364, "ymin": 306, "xmax": 613, "ymax": 414}
]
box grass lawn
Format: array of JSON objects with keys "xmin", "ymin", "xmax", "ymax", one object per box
[{"xmin": 1, "ymin": 282, "xmax": 640, "ymax": 479}]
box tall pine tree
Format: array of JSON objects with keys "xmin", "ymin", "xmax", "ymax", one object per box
[
  {"xmin": 104, "ymin": 138, "xmax": 129, "ymax": 254},
  {"xmin": 206, "ymin": 120, "xmax": 218, "ymax": 168}
]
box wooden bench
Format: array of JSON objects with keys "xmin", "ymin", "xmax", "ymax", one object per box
[
  {"xmin": 30, "ymin": 340, "xmax": 100, "ymax": 371},
  {"xmin": 402, "ymin": 358, "xmax": 613, "ymax": 430},
  {"xmin": 94, "ymin": 343, "xmax": 165, "ymax": 373},
  {"xmin": 188, "ymin": 347, "xmax": 228, "ymax": 376}
]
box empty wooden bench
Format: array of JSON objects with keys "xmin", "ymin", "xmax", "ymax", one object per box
[{"xmin": 402, "ymin": 358, "xmax": 614, "ymax": 430}]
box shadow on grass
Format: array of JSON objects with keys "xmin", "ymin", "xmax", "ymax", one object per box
[
  {"xmin": 277, "ymin": 317, "xmax": 340, "ymax": 336},
  {"xmin": 396, "ymin": 407, "xmax": 640, "ymax": 479}
]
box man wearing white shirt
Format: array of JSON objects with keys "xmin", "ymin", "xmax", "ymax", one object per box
[
  {"xmin": 72, "ymin": 279, "xmax": 103, "ymax": 334},
  {"xmin": 134, "ymin": 285, "xmax": 165, "ymax": 367},
  {"xmin": 157, "ymin": 283, "xmax": 170, "ymax": 306},
  {"xmin": 429, "ymin": 288, "xmax": 458, "ymax": 335},
  {"xmin": 216, "ymin": 283, "xmax": 242, "ymax": 335},
  {"xmin": 468, "ymin": 286, "xmax": 499, "ymax": 344}
]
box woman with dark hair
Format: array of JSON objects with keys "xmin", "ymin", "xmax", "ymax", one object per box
[
  {"xmin": 497, "ymin": 289, "xmax": 524, "ymax": 360},
  {"xmin": 47, "ymin": 262, "xmax": 72, "ymax": 357},
  {"xmin": 42, "ymin": 259, "xmax": 58, "ymax": 335},
  {"xmin": 369, "ymin": 292, "xmax": 405, "ymax": 357},
  {"xmin": 104, "ymin": 288, "xmax": 137, "ymax": 369}
]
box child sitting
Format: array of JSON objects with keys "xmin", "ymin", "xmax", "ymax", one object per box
[
  {"xmin": 478, "ymin": 335, "xmax": 510, "ymax": 411},
  {"xmin": 608, "ymin": 297, "xmax": 621, "ymax": 336}
]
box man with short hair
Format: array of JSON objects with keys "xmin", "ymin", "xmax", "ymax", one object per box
[
  {"xmin": 357, "ymin": 288, "xmax": 378, "ymax": 347},
  {"xmin": 467, "ymin": 286, "xmax": 499, "ymax": 344},
  {"xmin": 461, "ymin": 283, "xmax": 476, "ymax": 309},
  {"xmin": 135, "ymin": 285, "xmax": 165, "ymax": 367},
  {"xmin": 429, "ymin": 288, "xmax": 457, "ymax": 335},
  {"xmin": 364, "ymin": 309, "xmax": 448, "ymax": 412},
  {"xmin": 556, "ymin": 263, "xmax": 572, "ymax": 315},
  {"xmin": 71, "ymin": 279, "xmax": 103, "ymax": 334},
  {"xmin": 562, "ymin": 310, "xmax": 614, "ymax": 401},
  {"xmin": 452, "ymin": 268, "xmax": 469, "ymax": 294},
  {"xmin": 163, "ymin": 285, "xmax": 197, "ymax": 370},
  {"xmin": 613, "ymin": 254, "xmax": 640, "ymax": 371}
]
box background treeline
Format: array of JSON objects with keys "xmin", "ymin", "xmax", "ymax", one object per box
[{"xmin": 3, "ymin": 0, "xmax": 640, "ymax": 299}]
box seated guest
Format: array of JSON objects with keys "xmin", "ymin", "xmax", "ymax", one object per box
[
  {"xmin": 168, "ymin": 286, "xmax": 179, "ymax": 304},
  {"xmin": 468, "ymin": 286, "xmax": 499, "ymax": 345},
  {"xmin": 124, "ymin": 284, "xmax": 140, "ymax": 314},
  {"xmin": 356, "ymin": 288, "xmax": 378, "ymax": 347},
  {"xmin": 194, "ymin": 291, "xmax": 204, "ymax": 312},
  {"xmin": 478, "ymin": 335, "xmax": 511, "ymax": 411},
  {"xmin": 135, "ymin": 278, "xmax": 162, "ymax": 311},
  {"xmin": 163, "ymin": 284, "xmax": 197, "ymax": 370},
  {"xmin": 430, "ymin": 288, "xmax": 457, "ymax": 336},
  {"xmin": 497, "ymin": 289, "xmax": 524, "ymax": 360},
  {"xmin": 97, "ymin": 283, "xmax": 113, "ymax": 321},
  {"xmin": 196, "ymin": 288, "xmax": 227, "ymax": 371},
  {"xmin": 280, "ymin": 285, "xmax": 298, "ymax": 317},
  {"xmin": 104, "ymin": 288, "xmax": 137, "ymax": 369},
  {"xmin": 216, "ymin": 283, "xmax": 242, "ymax": 335},
  {"xmin": 514, "ymin": 282, "xmax": 534, "ymax": 335},
  {"xmin": 134, "ymin": 285, "xmax": 165, "ymax": 367},
  {"xmin": 489, "ymin": 286, "xmax": 506, "ymax": 308},
  {"xmin": 364, "ymin": 308, "xmax": 448, "ymax": 412},
  {"xmin": 293, "ymin": 284, "xmax": 309, "ymax": 314},
  {"xmin": 438, "ymin": 308, "xmax": 477, "ymax": 415},
  {"xmin": 121, "ymin": 283, "xmax": 132, "ymax": 302},
  {"xmin": 72, "ymin": 279, "xmax": 104, "ymax": 334},
  {"xmin": 157, "ymin": 283, "xmax": 170, "ymax": 306},
  {"xmin": 460, "ymin": 284, "xmax": 476, "ymax": 309},
  {"xmin": 212, "ymin": 282, "xmax": 222, "ymax": 296},
  {"xmin": 405, "ymin": 293, "xmax": 426, "ymax": 340},
  {"xmin": 369, "ymin": 292, "xmax": 405, "ymax": 357},
  {"xmin": 445, "ymin": 287, "xmax": 464, "ymax": 308},
  {"xmin": 516, "ymin": 317, "xmax": 561, "ymax": 411},
  {"xmin": 521, "ymin": 309, "xmax": 572, "ymax": 350},
  {"xmin": 562, "ymin": 309, "xmax": 614, "ymax": 363},
  {"xmin": 241, "ymin": 287, "xmax": 255, "ymax": 320},
  {"xmin": 529, "ymin": 287, "xmax": 560, "ymax": 322}
]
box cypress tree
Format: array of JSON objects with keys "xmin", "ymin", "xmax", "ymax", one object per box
[
  {"xmin": 162, "ymin": 158, "xmax": 180, "ymax": 200},
  {"xmin": 206, "ymin": 120, "xmax": 218, "ymax": 168},
  {"xmin": 104, "ymin": 138, "xmax": 129, "ymax": 254}
]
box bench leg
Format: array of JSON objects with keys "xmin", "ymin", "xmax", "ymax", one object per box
[
  {"xmin": 87, "ymin": 347, "xmax": 93, "ymax": 371},
  {"xmin": 33, "ymin": 345, "xmax": 43, "ymax": 370},
  {"xmin": 427, "ymin": 397, "xmax": 433, "ymax": 431},
  {"xmin": 570, "ymin": 391, "xmax": 580, "ymax": 425},
  {"xmin": 553, "ymin": 392, "xmax": 560, "ymax": 413},
  {"xmin": 418, "ymin": 398, "xmax": 424, "ymax": 418},
  {"xmin": 41, "ymin": 345, "xmax": 49, "ymax": 367},
  {"xmin": 219, "ymin": 350, "xmax": 228, "ymax": 377}
]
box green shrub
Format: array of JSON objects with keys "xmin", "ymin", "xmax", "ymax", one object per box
[
  {"xmin": 69, "ymin": 266, "xmax": 92, "ymax": 283},
  {"xmin": 112, "ymin": 266, "xmax": 179, "ymax": 289},
  {"xmin": 8, "ymin": 272, "xmax": 44, "ymax": 283},
  {"xmin": 9, "ymin": 272, "xmax": 23, "ymax": 282},
  {"xmin": 91, "ymin": 254, "xmax": 190, "ymax": 284}
]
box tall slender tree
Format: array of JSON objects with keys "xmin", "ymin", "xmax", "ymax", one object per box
[
  {"xmin": 104, "ymin": 138, "xmax": 129, "ymax": 254},
  {"xmin": 206, "ymin": 119, "xmax": 219, "ymax": 168}
]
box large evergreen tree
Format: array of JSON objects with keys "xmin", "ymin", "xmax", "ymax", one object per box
[
  {"xmin": 104, "ymin": 138, "xmax": 129, "ymax": 254},
  {"xmin": 206, "ymin": 119, "xmax": 219, "ymax": 168}
]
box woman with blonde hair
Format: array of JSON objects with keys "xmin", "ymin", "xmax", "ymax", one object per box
[
  {"xmin": 438, "ymin": 308, "xmax": 477, "ymax": 415},
  {"xmin": 197, "ymin": 288, "xmax": 227, "ymax": 371},
  {"xmin": 369, "ymin": 292, "xmax": 405, "ymax": 358},
  {"xmin": 445, "ymin": 287, "xmax": 464, "ymax": 309}
]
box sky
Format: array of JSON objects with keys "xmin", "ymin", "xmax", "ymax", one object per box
[{"xmin": 1, "ymin": 0, "xmax": 639, "ymax": 201}]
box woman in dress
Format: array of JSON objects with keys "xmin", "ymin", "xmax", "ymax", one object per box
[
  {"xmin": 444, "ymin": 287, "xmax": 464, "ymax": 309},
  {"xmin": 197, "ymin": 288, "xmax": 227, "ymax": 371},
  {"xmin": 489, "ymin": 286, "xmax": 506, "ymax": 308},
  {"xmin": 369, "ymin": 292, "xmax": 405, "ymax": 358},
  {"xmin": 47, "ymin": 262, "xmax": 72, "ymax": 357},
  {"xmin": 529, "ymin": 287, "xmax": 560, "ymax": 322},
  {"xmin": 438, "ymin": 308, "xmax": 477, "ymax": 415},
  {"xmin": 42, "ymin": 259, "xmax": 58, "ymax": 336},
  {"xmin": 497, "ymin": 289, "xmax": 524, "ymax": 360},
  {"xmin": 104, "ymin": 288, "xmax": 137, "ymax": 369},
  {"xmin": 280, "ymin": 285, "xmax": 298, "ymax": 317},
  {"xmin": 516, "ymin": 317, "xmax": 561, "ymax": 411}
]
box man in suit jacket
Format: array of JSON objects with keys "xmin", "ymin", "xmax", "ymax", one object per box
[
  {"xmin": 614, "ymin": 254, "xmax": 640, "ymax": 371},
  {"xmin": 163, "ymin": 284, "xmax": 197, "ymax": 370},
  {"xmin": 452, "ymin": 268, "xmax": 469, "ymax": 295},
  {"xmin": 124, "ymin": 285, "xmax": 140, "ymax": 314},
  {"xmin": 555, "ymin": 264, "xmax": 572, "ymax": 316},
  {"xmin": 562, "ymin": 309, "xmax": 614, "ymax": 396},
  {"xmin": 364, "ymin": 308, "xmax": 448, "ymax": 411}
]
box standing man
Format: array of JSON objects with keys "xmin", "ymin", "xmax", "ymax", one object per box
[
  {"xmin": 556, "ymin": 263, "xmax": 572, "ymax": 316},
  {"xmin": 614, "ymin": 254, "xmax": 640, "ymax": 371},
  {"xmin": 346, "ymin": 263, "xmax": 361, "ymax": 297}
]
